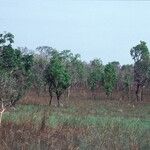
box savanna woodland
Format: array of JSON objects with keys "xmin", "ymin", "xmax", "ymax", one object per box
[{"xmin": 0, "ymin": 32, "xmax": 150, "ymax": 150}]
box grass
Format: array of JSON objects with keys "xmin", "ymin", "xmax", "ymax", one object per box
[{"xmin": 1, "ymin": 100, "xmax": 150, "ymax": 149}]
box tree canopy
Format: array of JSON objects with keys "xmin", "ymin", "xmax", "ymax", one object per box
[
  {"xmin": 102, "ymin": 63, "xmax": 117, "ymax": 97},
  {"xmin": 44, "ymin": 51, "xmax": 71, "ymax": 106},
  {"xmin": 0, "ymin": 32, "xmax": 33, "ymax": 106},
  {"xmin": 1, "ymin": 31, "xmax": 150, "ymax": 105},
  {"xmin": 130, "ymin": 41, "xmax": 150, "ymax": 101}
]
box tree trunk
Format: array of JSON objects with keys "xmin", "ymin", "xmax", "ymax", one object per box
[
  {"xmin": 139, "ymin": 88, "xmax": 142, "ymax": 101},
  {"xmin": 56, "ymin": 95, "xmax": 60, "ymax": 107},
  {"xmin": 141, "ymin": 87, "xmax": 144, "ymax": 101},
  {"xmin": 48, "ymin": 86, "xmax": 52, "ymax": 106},
  {"xmin": 136, "ymin": 84, "xmax": 139, "ymax": 101},
  {"xmin": 49, "ymin": 94, "xmax": 52, "ymax": 106},
  {"xmin": 56, "ymin": 90, "xmax": 62, "ymax": 107},
  {"xmin": 128, "ymin": 85, "xmax": 131, "ymax": 100},
  {"xmin": 136, "ymin": 84, "xmax": 142, "ymax": 101}
]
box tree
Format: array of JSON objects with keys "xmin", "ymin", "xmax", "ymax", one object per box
[
  {"xmin": 59, "ymin": 50, "xmax": 87, "ymax": 99},
  {"xmin": 32, "ymin": 46, "xmax": 59, "ymax": 96},
  {"xmin": 102, "ymin": 63, "xmax": 117, "ymax": 98},
  {"xmin": 0, "ymin": 71, "xmax": 18, "ymax": 107},
  {"xmin": 0, "ymin": 32, "xmax": 33, "ymax": 107},
  {"xmin": 110, "ymin": 61, "xmax": 120, "ymax": 90},
  {"xmin": 130, "ymin": 41, "xmax": 150, "ymax": 101},
  {"xmin": 120, "ymin": 65, "xmax": 133, "ymax": 100},
  {"xmin": 0, "ymin": 32, "xmax": 14, "ymax": 46},
  {"xmin": 32, "ymin": 55, "xmax": 48, "ymax": 96},
  {"xmin": 87, "ymin": 59, "xmax": 103, "ymax": 99},
  {"xmin": 36, "ymin": 46, "xmax": 56, "ymax": 61},
  {"xmin": 60, "ymin": 50, "xmax": 85, "ymax": 85},
  {"xmin": 44, "ymin": 52, "xmax": 71, "ymax": 107}
]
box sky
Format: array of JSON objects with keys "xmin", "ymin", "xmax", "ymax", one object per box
[{"xmin": 1, "ymin": 0, "xmax": 150, "ymax": 65}]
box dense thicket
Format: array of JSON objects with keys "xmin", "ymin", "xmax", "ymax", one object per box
[{"xmin": 0, "ymin": 32, "xmax": 150, "ymax": 107}]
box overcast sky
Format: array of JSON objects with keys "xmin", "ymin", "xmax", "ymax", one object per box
[{"xmin": 1, "ymin": 0, "xmax": 150, "ymax": 65}]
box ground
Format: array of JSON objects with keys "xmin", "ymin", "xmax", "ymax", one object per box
[{"xmin": 0, "ymin": 99, "xmax": 150, "ymax": 150}]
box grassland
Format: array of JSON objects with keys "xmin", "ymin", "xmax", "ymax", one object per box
[{"xmin": 1, "ymin": 99, "xmax": 150, "ymax": 150}]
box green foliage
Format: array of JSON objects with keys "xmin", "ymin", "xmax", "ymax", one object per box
[
  {"xmin": 130, "ymin": 41, "xmax": 149, "ymax": 62},
  {"xmin": 110, "ymin": 61, "xmax": 120, "ymax": 79},
  {"xmin": 22, "ymin": 54, "xmax": 33, "ymax": 72},
  {"xmin": 87, "ymin": 59, "xmax": 103, "ymax": 91},
  {"xmin": 2, "ymin": 32, "xmax": 150, "ymax": 103},
  {"xmin": 103, "ymin": 63, "xmax": 117, "ymax": 96},
  {"xmin": 121, "ymin": 65, "xmax": 133, "ymax": 90},
  {"xmin": 0, "ymin": 32, "xmax": 14, "ymax": 46},
  {"xmin": 44, "ymin": 51, "xmax": 71, "ymax": 104},
  {"xmin": 130, "ymin": 41, "xmax": 150, "ymax": 101},
  {"xmin": 0, "ymin": 32, "xmax": 33, "ymax": 106},
  {"xmin": 60, "ymin": 50, "xmax": 86, "ymax": 84},
  {"xmin": 32, "ymin": 46, "xmax": 58, "ymax": 96},
  {"xmin": 49, "ymin": 55, "xmax": 71, "ymax": 90},
  {"xmin": 70, "ymin": 55, "xmax": 86, "ymax": 84},
  {"xmin": 0, "ymin": 46, "xmax": 15, "ymax": 70},
  {"xmin": 130, "ymin": 41, "xmax": 150, "ymax": 81}
]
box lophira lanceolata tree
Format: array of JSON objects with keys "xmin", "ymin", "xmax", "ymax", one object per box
[
  {"xmin": 102, "ymin": 63, "xmax": 117, "ymax": 99},
  {"xmin": 0, "ymin": 32, "xmax": 33, "ymax": 108},
  {"xmin": 44, "ymin": 50, "xmax": 71, "ymax": 107},
  {"xmin": 130, "ymin": 41, "xmax": 150, "ymax": 101},
  {"xmin": 87, "ymin": 59, "xmax": 103, "ymax": 99}
]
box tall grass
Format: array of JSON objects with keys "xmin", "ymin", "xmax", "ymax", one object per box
[{"xmin": 1, "ymin": 100, "xmax": 150, "ymax": 150}]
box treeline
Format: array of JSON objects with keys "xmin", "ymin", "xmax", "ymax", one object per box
[{"xmin": 0, "ymin": 32, "xmax": 150, "ymax": 107}]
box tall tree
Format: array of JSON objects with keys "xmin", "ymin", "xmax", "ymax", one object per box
[
  {"xmin": 130, "ymin": 41, "xmax": 150, "ymax": 101},
  {"xmin": 87, "ymin": 59, "xmax": 103, "ymax": 99},
  {"xmin": 0, "ymin": 32, "xmax": 33, "ymax": 107},
  {"xmin": 60, "ymin": 50, "xmax": 87, "ymax": 99},
  {"xmin": 44, "ymin": 52, "xmax": 71, "ymax": 107},
  {"xmin": 102, "ymin": 63, "xmax": 117, "ymax": 98},
  {"xmin": 110, "ymin": 61, "xmax": 121, "ymax": 91}
]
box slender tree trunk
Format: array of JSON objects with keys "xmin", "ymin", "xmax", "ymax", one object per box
[
  {"xmin": 128, "ymin": 85, "xmax": 131, "ymax": 100},
  {"xmin": 0, "ymin": 112, "xmax": 3, "ymax": 125},
  {"xmin": 40, "ymin": 108, "xmax": 46, "ymax": 131},
  {"xmin": 126, "ymin": 87, "xmax": 129, "ymax": 100},
  {"xmin": 138, "ymin": 85, "xmax": 144, "ymax": 101},
  {"xmin": 56, "ymin": 90, "xmax": 62, "ymax": 107},
  {"xmin": 93, "ymin": 91, "xmax": 96, "ymax": 100},
  {"xmin": 57, "ymin": 95, "xmax": 60, "ymax": 107},
  {"xmin": 48, "ymin": 86, "xmax": 52, "ymax": 106},
  {"xmin": 136, "ymin": 84, "xmax": 139, "ymax": 101},
  {"xmin": 0, "ymin": 103, "xmax": 5, "ymax": 126},
  {"xmin": 49, "ymin": 94, "xmax": 52, "ymax": 106},
  {"xmin": 141, "ymin": 87, "xmax": 144, "ymax": 101},
  {"xmin": 106, "ymin": 93, "xmax": 110, "ymax": 100},
  {"xmin": 139, "ymin": 86, "xmax": 143, "ymax": 101}
]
